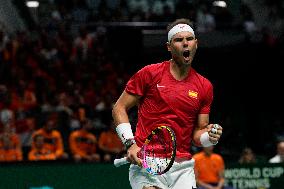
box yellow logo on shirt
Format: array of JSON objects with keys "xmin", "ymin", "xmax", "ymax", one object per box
[{"xmin": 188, "ymin": 90, "xmax": 198, "ymax": 99}]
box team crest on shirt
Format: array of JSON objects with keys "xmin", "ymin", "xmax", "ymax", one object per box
[{"xmin": 188, "ymin": 90, "xmax": 198, "ymax": 99}]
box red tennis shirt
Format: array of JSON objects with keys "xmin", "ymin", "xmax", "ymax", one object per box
[{"xmin": 126, "ymin": 61, "xmax": 213, "ymax": 159}]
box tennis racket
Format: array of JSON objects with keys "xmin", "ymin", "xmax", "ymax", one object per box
[{"xmin": 114, "ymin": 125, "xmax": 176, "ymax": 175}]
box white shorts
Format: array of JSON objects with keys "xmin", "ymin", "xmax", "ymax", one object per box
[{"xmin": 129, "ymin": 158, "xmax": 196, "ymax": 189}]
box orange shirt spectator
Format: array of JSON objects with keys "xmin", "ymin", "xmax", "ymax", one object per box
[
  {"xmin": 28, "ymin": 134, "xmax": 56, "ymax": 161},
  {"xmin": 193, "ymin": 146, "xmax": 235, "ymax": 189},
  {"xmin": 31, "ymin": 113, "xmax": 68, "ymax": 159},
  {"xmin": 0, "ymin": 130, "xmax": 23, "ymax": 162},
  {"xmin": 98, "ymin": 124, "xmax": 125, "ymax": 162},
  {"xmin": 0, "ymin": 130, "xmax": 20, "ymax": 149},
  {"xmin": 31, "ymin": 128, "xmax": 66, "ymax": 159},
  {"xmin": 0, "ymin": 125, "xmax": 21, "ymax": 150},
  {"xmin": 69, "ymin": 119, "xmax": 100, "ymax": 162}
]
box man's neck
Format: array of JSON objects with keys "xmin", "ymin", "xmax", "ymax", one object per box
[{"xmin": 170, "ymin": 60, "xmax": 191, "ymax": 81}]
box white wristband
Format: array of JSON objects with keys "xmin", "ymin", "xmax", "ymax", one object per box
[
  {"xmin": 116, "ymin": 123, "xmax": 135, "ymax": 144},
  {"xmin": 200, "ymin": 132, "xmax": 216, "ymax": 147}
]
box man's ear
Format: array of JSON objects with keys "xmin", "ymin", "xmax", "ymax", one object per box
[{"xmin": 167, "ymin": 42, "xmax": 171, "ymax": 51}]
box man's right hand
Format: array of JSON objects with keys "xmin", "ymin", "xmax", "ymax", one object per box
[{"xmin": 126, "ymin": 143, "xmax": 142, "ymax": 166}]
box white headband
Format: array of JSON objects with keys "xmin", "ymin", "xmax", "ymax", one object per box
[{"xmin": 168, "ymin": 24, "xmax": 195, "ymax": 42}]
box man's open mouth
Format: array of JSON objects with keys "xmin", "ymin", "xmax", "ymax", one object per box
[{"xmin": 183, "ymin": 50, "xmax": 190, "ymax": 58}]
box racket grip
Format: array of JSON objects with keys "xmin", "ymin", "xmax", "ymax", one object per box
[{"xmin": 113, "ymin": 157, "xmax": 129, "ymax": 167}]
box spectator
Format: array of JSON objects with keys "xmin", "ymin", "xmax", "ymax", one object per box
[
  {"xmin": 98, "ymin": 122, "xmax": 125, "ymax": 162},
  {"xmin": 193, "ymin": 146, "xmax": 235, "ymax": 189},
  {"xmin": 0, "ymin": 107, "xmax": 14, "ymax": 127},
  {"xmin": 71, "ymin": 25, "xmax": 95, "ymax": 63},
  {"xmin": 0, "ymin": 126, "xmax": 23, "ymax": 162},
  {"xmin": 127, "ymin": 0, "xmax": 150, "ymax": 21},
  {"xmin": 68, "ymin": 108, "xmax": 82, "ymax": 131},
  {"xmin": 269, "ymin": 139, "xmax": 284, "ymax": 163},
  {"xmin": 127, "ymin": 0, "xmax": 149, "ymax": 15},
  {"xmin": 10, "ymin": 79, "xmax": 37, "ymax": 114},
  {"xmin": 240, "ymin": 2, "xmax": 257, "ymax": 36},
  {"xmin": 69, "ymin": 118, "xmax": 100, "ymax": 162},
  {"xmin": 151, "ymin": 0, "xmax": 175, "ymax": 18},
  {"xmin": 31, "ymin": 112, "xmax": 68, "ymax": 160},
  {"xmin": 238, "ymin": 147, "xmax": 257, "ymax": 164},
  {"xmin": 196, "ymin": 4, "xmax": 216, "ymax": 33},
  {"xmin": 55, "ymin": 92, "xmax": 73, "ymax": 116},
  {"xmin": 17, "ymin": 117, "xmax": 36, "ymax": 160},
  {"xmin": 28, "ymin": 134, "xmax": 56, "ymax": 161},
  {"xmin": 0, "ymin": 125, "xmax": 21, "ymax": 149}
]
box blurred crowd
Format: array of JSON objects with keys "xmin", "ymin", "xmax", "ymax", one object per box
[
  {"xmin": 32, "ymin": 0, "xmax": 284, "ymax": 38},
  {"xmin": 0, "ymin": 0, "xmax": 284, "ymax": 164},
  {"xmin": 0, "ymin": 21, "xmax": 130, "ymax": 162}
]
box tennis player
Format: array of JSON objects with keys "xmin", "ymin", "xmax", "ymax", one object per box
[{"xmin": 112, "ymin": 18, "xmax": 223, "ymax": 189}]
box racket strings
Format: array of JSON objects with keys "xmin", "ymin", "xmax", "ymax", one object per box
[
  {"xmin": 156, "ymin": 131, "xmax": 170, "ymax": 167},
  {"xmin": 143, "ymin": 128, "xmax": 174, "ymax": 174}
]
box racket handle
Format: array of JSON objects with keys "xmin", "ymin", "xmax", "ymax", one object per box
[{"xmin": 113, "ymin": 157, "xmax": 129, "ymax": 167}]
